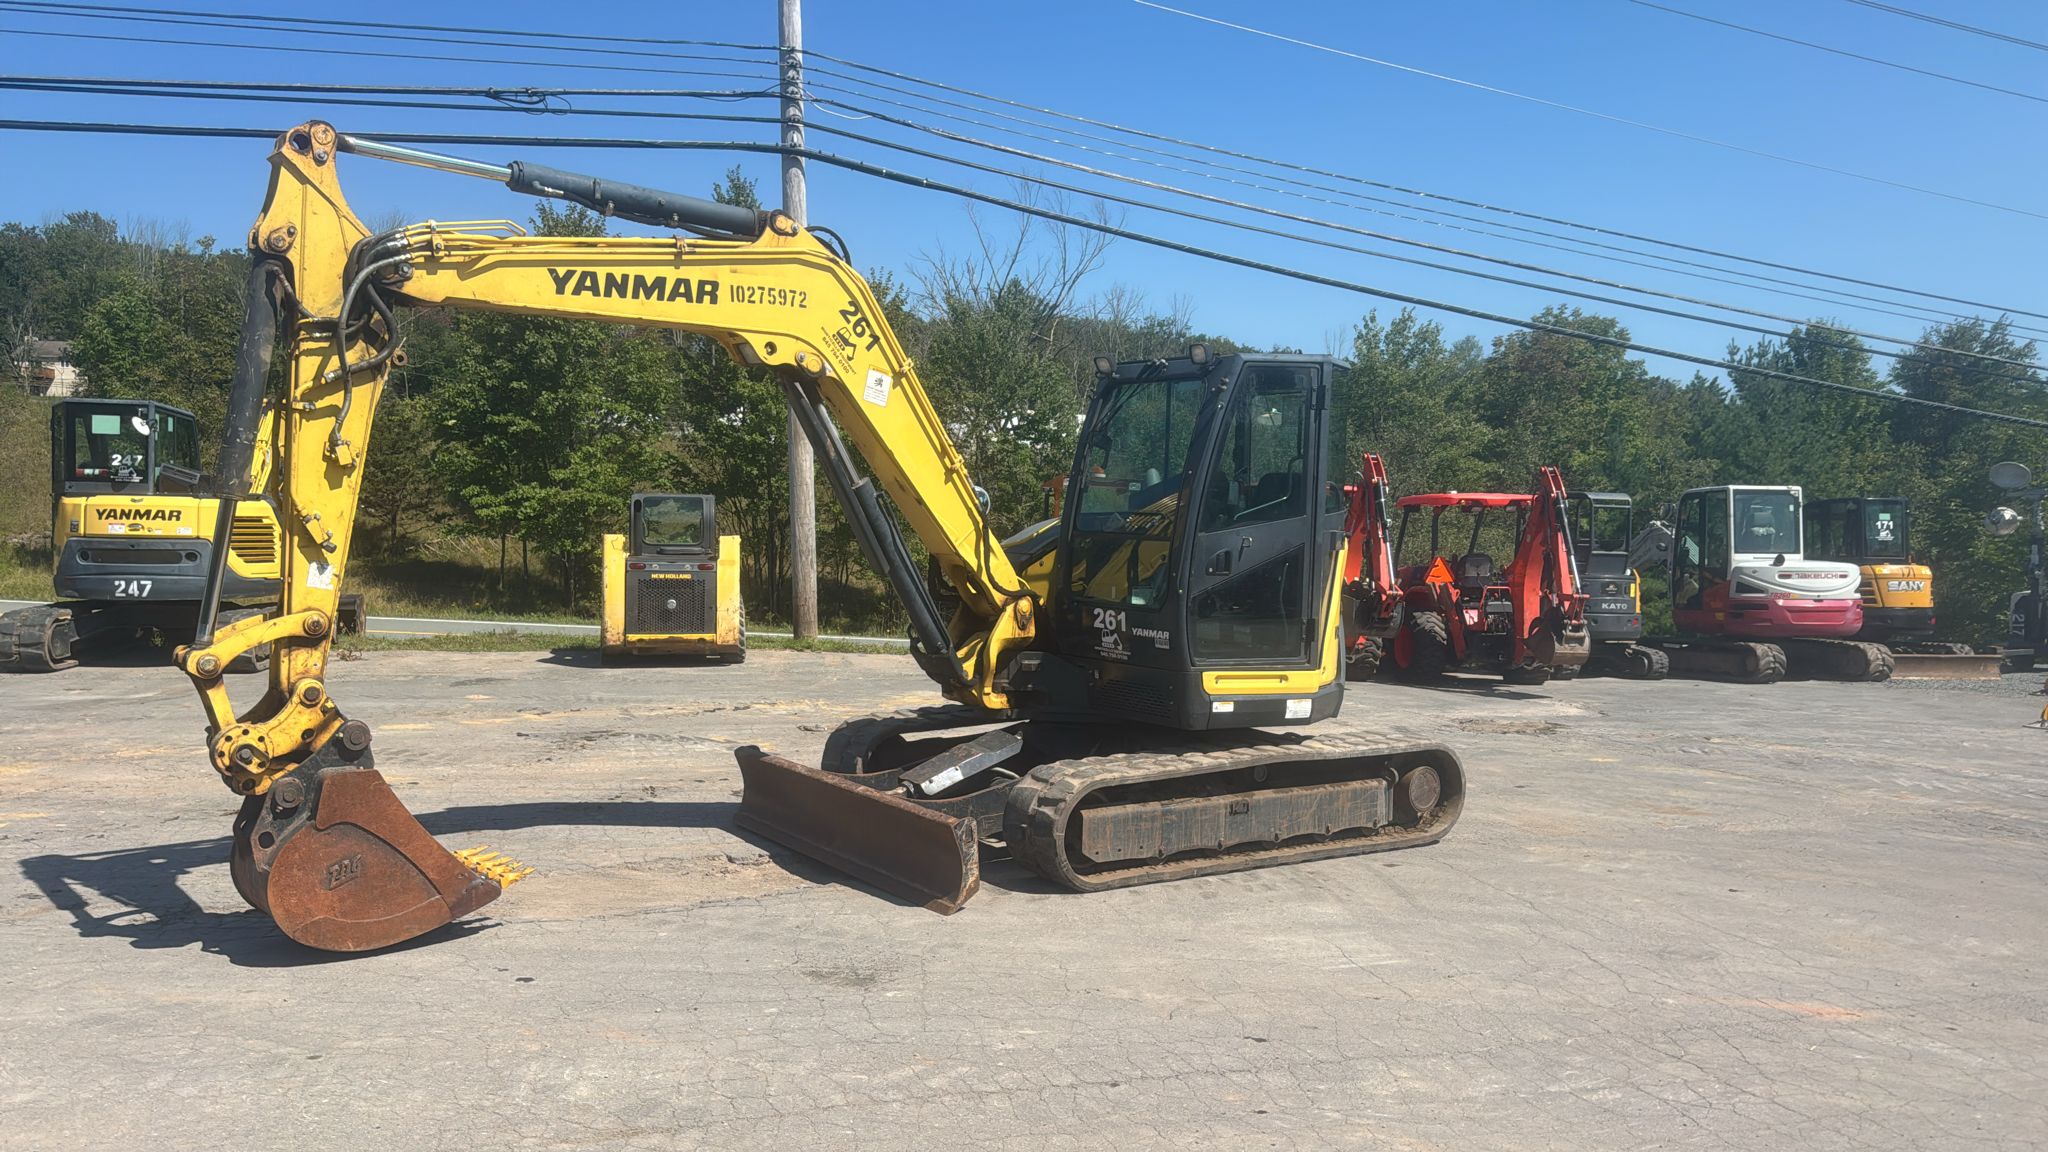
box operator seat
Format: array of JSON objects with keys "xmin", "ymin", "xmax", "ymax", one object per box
[{"xmin": 1456, "ymin": 553, "xmax": 1495, "ymax": 592}]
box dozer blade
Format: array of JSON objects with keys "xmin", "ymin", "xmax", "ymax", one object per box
[
  {"xmin": 1886, "ymin": 651, "xmax": 2005, "ymax": 681},
  {"xmin": 232, "ymin": 746, "xmax": 524, "ymax": 951},
  {"xmin": 734, "ymin": 745, "xmax": 979, "ymax": 914}
]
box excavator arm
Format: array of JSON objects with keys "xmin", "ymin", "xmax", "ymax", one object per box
[
  {"xmin": 1340, "ymin": 452, "xmax": 1402, "ymax": 660},
  {"xmin": 1505, "ymin": 465, "xmax": 1590, "ymax": 670},
  {"xmin": 172, "ymin": 123, "xmax": 1037, "ymax": 948}
]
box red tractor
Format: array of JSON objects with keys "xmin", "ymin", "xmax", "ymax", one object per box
[
  {"xmin": 1386, "ymin": 467, "xmax": 1590, "ymax": 683},
  {"xmin": 1339, "ymin": 452, "xmax": 1403, "ymax": 679}
]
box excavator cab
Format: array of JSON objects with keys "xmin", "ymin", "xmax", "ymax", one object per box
[
  {"xmin": 1042, "ymin": 353, "xmax": 1350, "ymax": 728},
  {"xmin": 1804, "ymin": 497, "xmax": 1934, "ymax": 641}
]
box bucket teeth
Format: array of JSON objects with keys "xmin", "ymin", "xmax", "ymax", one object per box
[{"xmin": 453, "ymin": 846, "xmax": 535, "ymax": 889}]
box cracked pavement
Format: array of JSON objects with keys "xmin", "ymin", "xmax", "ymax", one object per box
[{"xmin": 1, "ymin": 649, "xmax": 2043, "ymax": 1150}]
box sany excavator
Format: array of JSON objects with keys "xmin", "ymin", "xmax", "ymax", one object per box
[
  {"xmin": 171, "ymin": 123, "xmax": 1466, "ymax": 951},
  {"xmin": 1338, "ymin": 452, "xmax": 1402, "ymax": 679},
  {"xmin": 1380, "ymin": 467, "xmax": 1591, "ymax": 683}
]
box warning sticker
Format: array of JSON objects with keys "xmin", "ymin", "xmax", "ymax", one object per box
[
  {"xmin": 307, "ymin": 561, "xmax": 336, "ymax": 591},
  {"xmin": 1285, "ymin": 698, "xmax": 1311, "ymax": 720},
  {"xmin": 863, "ymin": 369, "xmax": 891, "ymax": 407}
]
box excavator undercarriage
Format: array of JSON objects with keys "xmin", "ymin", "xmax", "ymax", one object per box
[{"xmin": 738, "ymin": 707, "xmax": 1462, "ymax": 911}]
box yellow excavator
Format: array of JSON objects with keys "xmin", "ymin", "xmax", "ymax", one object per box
[
  {"xmin": 171, "ymin": 122, "xmax": 1465, "ymax": 952},
  {"xmin": 0, "ymin": 398, "xmax": 289, "ymax": 672}
]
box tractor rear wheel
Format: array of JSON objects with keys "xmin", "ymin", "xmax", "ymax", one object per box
[
  {"xmin": 1397, "ymin": 612, "xmax": 1451, "ymax": 681},
  {"xmin": 1345, "ymin": 635, "xmax": 1383, "ymax": 681}
]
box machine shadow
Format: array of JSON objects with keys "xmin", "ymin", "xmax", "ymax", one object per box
[{"xmin": 19, "ymin": 799, "xmax": 737, "ymax": 965}]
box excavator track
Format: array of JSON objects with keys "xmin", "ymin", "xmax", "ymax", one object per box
[
  {"xmin": 1779, "ymin": 638, "xmax": 1894, "ymax": 682},
  {"xmin": 747, "ymin": 712, "xmax": 1465, "ymax": 907},
  {"xmin": 1644, "ymin": 637, "xmax": 1787, "ymax": 684},
  {"xmin": 0, "ymin": 604, "xmax": 79, "ymax": 673},
  {"xmin": 1002, "ymin": 729, "xmax": 1463, "ymax": 893}
]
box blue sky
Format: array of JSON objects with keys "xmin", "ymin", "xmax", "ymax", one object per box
[{"xmin": 1, "ymin": 0, "xmax": 2043, "ymax": 381}]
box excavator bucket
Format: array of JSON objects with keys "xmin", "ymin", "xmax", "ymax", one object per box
[
  {"xmin": 231, "ymin": 751, "xmax": 529, "ymax": 952},
  {"xmin": 734, "ymin": 746, "xmax": 980, "ymax": 913}
]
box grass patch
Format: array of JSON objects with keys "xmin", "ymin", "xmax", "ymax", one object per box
[
  {"xmin": 337, "ymin": 631, "xmax": 597, "ymax": 655},
  {"xmin": 336, "ymin": 630, "xmax": 907, "ymax": 656},
  {"xmin": 0, "ymin": 542, "xmax": 51, "ymax": 600}
]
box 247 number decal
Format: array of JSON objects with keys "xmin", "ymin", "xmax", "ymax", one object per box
[{"xmin": 113, "ymin": 578, "xmax": 154, "ymax": 598}]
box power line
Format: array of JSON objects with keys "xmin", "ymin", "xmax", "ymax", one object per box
[
  {"xmin": 1842, "ymin": 0, "xmax": 2048, "ymax": 54},
  {"xmin": 1130, "ymin": 0, "xmax": 2047, "ymax": 221},
  {"xmin": 786, "ymin": 50, "xmax": 2048, "ymax": 325},
  {"xmin": 1629, "ymin": 0, "xmax": 2048, "ymax": 105},
  {"xmin": 0, "ymin": 0, "xmax": 776, "ymax": 52},
  {"xmin": 0, "ymin": 1, "xmax": 774, "ymax": 71},
  {"xmin": 19, "ymin": 70, "xmax": 2008, "ymax": 339},
  {"xmin": 801, "ymin": 92, "xmax": 2044, "ymax": 374},
  {"xmin": 0, "ymin": 25, "xmax": 780, "ymax": 86},
  {"xmin": 794, "ymin": 77, "xmax": 2024, "ymax": 337},
  {"xmin": 1, "ymin": 116, "xmax": 2042, "ymax": 432},
  {"xmin": 26, "ymin": 75, "xmax": 2039, "ymax": 379},
  {"xmin": 7, "ymin": 3, "xmax": 2038, "ymax": 325}
]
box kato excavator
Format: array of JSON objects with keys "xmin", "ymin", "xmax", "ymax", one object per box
[
  {"xmin": 171, "ymin": 122, "xmax": 1465, "ymax": 952},
  {"xmin": 1563, "ymin": 491, "xmax": 1666, "ymax": 679},
  {"xmin": 1382, "ymin": 466, "xmax": 1590, "ymax": 683}
]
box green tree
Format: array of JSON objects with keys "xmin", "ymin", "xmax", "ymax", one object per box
[
  {"xmin": 422, "ymin": 203, "xmax": 675, "ymax": 607},
  {"xmin": 1343, "ymin": 308, "xmax": 1487, "ymax": 494}
]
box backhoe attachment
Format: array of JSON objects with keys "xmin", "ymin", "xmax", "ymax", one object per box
[{"xmin": 227, "ymin": 722, "xmax": 529, "ymax": 951}]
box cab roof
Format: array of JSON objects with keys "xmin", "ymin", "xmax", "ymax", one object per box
[{"xmin": 1396, "ymin": 492, "xmax": 1532, "ymax": 509}]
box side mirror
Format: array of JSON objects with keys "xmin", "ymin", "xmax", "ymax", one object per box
[{"xmin": 1991, "ymin": 461, "xmax": 2032, "ymax": 491}]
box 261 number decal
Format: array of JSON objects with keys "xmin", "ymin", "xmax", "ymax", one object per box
[
  {"xmin": 113, "ymin": 578, "xmax": 154, "ymax": 598},
  {"xmin": 1091, "ymin": 607, "xmax": 1127, "ymax": 632}
]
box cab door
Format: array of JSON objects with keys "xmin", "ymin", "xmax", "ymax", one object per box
[{"xmin": 1183, "ymin": 360, "xmax": 1333, "ymax": 668}]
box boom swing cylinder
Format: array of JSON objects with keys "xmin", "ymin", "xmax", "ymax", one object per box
[{"xmin": 175, "ymin": 123, "xmax": 1463, "ymax": 950}]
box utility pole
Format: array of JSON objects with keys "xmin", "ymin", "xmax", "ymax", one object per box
[{"xmin": 779, "ymin": 0, "xmax": 819, "ymax": 641}]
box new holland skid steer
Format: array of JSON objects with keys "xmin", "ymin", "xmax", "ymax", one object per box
[
  {"xmin": 165, "ymin": 123, "xmax": 1466, "ymax": 951},
  {"xmin": 1381, "ymin": 467, "xmax": 1590, "ymax": 684},
  {"xmin": 600, "ymin": 492, "xmax": 745, "ymax": 662},
  {"xmin": 0, "ymin": 397, "xmax": 299, "ymax": 672}
]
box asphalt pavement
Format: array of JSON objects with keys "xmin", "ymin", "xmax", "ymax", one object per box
[{"xmin": 1, "ymin": 651, "xmax": 2044, "ymax": 1150}]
